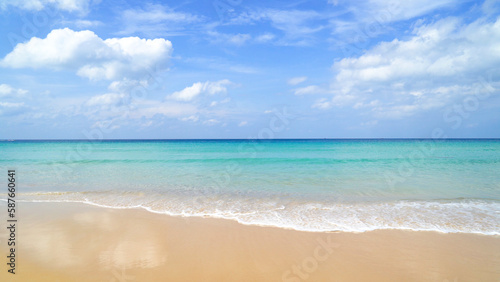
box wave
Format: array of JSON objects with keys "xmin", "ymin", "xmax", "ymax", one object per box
[{"xmin": 4, "ymin": 190, "xmax": 500, "ymax": 236}]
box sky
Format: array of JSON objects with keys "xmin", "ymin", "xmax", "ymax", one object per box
[{"xmin": 0, "ymin": 0, "xmax": 499, "ymax": 139}]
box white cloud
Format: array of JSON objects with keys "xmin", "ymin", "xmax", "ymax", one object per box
[
  {"xmin": 132, "ymin": 102, "xmax": 197, "ymax": 119},
  {"xmin": 482, "ymin": 0, "xmax": 500, "ymax": 16},
  {"xmin": 203, "ymin": 119, "xmax": 220, "ymax": 126},
  {"xmin": 69, "ymin": 19, "xmax": 102, "ymax": 28},
  {"xmin": 0, "ymin": 0, "xmax": 92, "ymax": 12},
  {"xmin": 83, "ymin": 94, "xmax": 198, "ymax": 123},
  {"xmin": 294, "ymin": 85, "xmax": 324, "ymax": 95},
  {"xmin": 328, "ymin": 0, "xmax": 462, "ymax": 51},
  {"xmin": 255, "ymin": 33, "xmax": 275, "ymax": 43},
  {"xmin": 86, "ymin": 93, "xmax": 125, "ymax": 107},
  {"xmin": 0, "ymin": 102, "xmax": 24, "ymax": 107},
  {"xmin": 361, "ymin": 120, "xmax": 378, "ymax": 126},
  {"xmin": 232, "ymin": 9, "xmax": 324, "ymax": 37},
  {"xmin": 331, "ymin": 0, "xmax": 457, "ymax": 25},
  {"xmin": 0, "ymin": 102, "xmax": 27, "ymax": 116},
  {"xmin": 312, "ymin": 98, "xmax": 333, "ymax": 110},
  {"xmin": 0, "ymin": 84, "xmax": 28, "ymax": 97},
  {"xmin": 183, "ymin": 57, "xmax": 259, "ymax": 74},
  {"xmin": 180, "ymin": 115, "xmax": 199, "ymax": 122},
  {"xmin": 207, "ymin": 31, "xmax": 251, "ymax": 46},
  {"xmin": 1, "ymin": 28, "xmax": 173, "ymax": 81},
  {"xmin": 168, "ymin": 80, "xmax": 232, "ymax": 102},
  {"xmin": 227, "ymin": 9, "xmax": 324, "ymax": 45},
  {"xmin": 229, "ymin": 34, "xmax": 251, "ymax": 45},
  {"xmin": 322, "ymin": 17, "xmax": 500, "ymax": 118},
  {"xmin": 238, "ymin": 121, "xmax": 248, "ymax": 126},
  {"xmin": 288, "ymin": 76, "xmax": 307, "ymax": 85},
  {"xmin": 119, "ymin": 4, "xmax": 201, "ymax": 35},
  {"xmin": 364, "ymin": 0, "xmax": 457, "ymax": 22}
]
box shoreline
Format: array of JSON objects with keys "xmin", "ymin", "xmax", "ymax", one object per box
[
  {"xmin": 1, "ymin": 201, "xmax": 500, "ymax": 281},
  {"xmin": 10, "ymin": 199, "xmax": 500, "ymax": 236}
]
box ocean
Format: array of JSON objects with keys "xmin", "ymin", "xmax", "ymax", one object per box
[{"xmin": 1, "ymin": 139, "xmax": 499, "ymax": 235}]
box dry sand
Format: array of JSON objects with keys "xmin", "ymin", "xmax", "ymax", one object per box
[{"xmin": 1, "ymin": 202, "xmax": 499, "ymax": 282}]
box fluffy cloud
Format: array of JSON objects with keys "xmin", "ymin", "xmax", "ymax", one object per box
[
  {"xmin": 0, "ymin": 84, "xmax": 28, "ymax": 97},
  {"xmin": 168, "ymin": 80, "xmax": 232, "ymax": 102},
  {"xmin": 0, "ymin": 0, "xmax": 92, "ymax": 12},
  {"xmin": 1, "ymin": 28, "xmax": 173, "ymax": 81},
  {"xmin": 322, "ymin": 17, "xmax": 500, "ymax": 118}
]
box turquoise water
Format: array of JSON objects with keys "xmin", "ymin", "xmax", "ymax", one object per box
[{"xmin": 1, "ymin": 139, "xmax": 499, "ymax": 234}]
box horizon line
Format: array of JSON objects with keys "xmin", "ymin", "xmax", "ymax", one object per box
[{"xmin": 1, "ymin": 138, "xmax": 500, "ymax": 141}]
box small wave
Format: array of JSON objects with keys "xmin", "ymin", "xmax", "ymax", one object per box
[{"xmin": 8, "ymin": 191, "xmax": 500, "ymax": 236}]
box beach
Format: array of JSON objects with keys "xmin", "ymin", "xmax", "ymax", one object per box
[
  {"xmin": 1, "ymin": 202, "xmax": 499, "ymax": 282},
  {"xmin": 1, "ymin": 140, "xmax": 500, "ymax": 281},
  {"xmin": 1, "ymin": 0, "xmax": 499, "ymax": 279}
]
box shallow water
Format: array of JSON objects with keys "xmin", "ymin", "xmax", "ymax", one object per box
[{"xmin": 1, "ymin": 139, "xmax": 499, "ymax": 234}]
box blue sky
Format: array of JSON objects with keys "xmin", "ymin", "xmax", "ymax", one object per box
[{"xmin": 0, "ymin": 0, "xmax": 499, "ymax": 139}]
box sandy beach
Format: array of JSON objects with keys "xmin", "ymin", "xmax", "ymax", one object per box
[{"xmin": 0, "ymin": 202, "xmax": 498, "ymax": 282}]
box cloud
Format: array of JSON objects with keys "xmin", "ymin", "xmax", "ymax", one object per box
[
  {"xmin": 228, "ymin": 34, "xmax": 252, "ymax": 45},
  {"xmin": 183, "ymin": 57, "xmax": 259, "ymax": 74},
  {"xmin": 321, "ymin": 16, "xmax": 500, "ymax": 118},
  {"xmin": 206, "ymin": 31, "xmax": 252, "ymax": 46},
  {"xmin": 209, "ymin": 8, "xmax": 326, "ymax": 46},
  {"xmin": 0, "ymin": 102, "xmax": 28, "ymax": 116},
  {"xmin": 294, "ymin": 85, "xmax": 327, "ymax": 95},
  {"xmin": 288, "ymin": 76, "xmax": 308, "ymax": 85},
  {"xmin": 1, "ymin": 28, "xmax": 173, "ymax": 81},
  {"xmin": 0, "ymin": 84, "xmax": 28, "ymax": 97},
  {"xmin": 255, "ymin": 33, "xmax": 275, "ymax": 43},
  {"xmin": 328, "ymin": 0, "xmax": 462, "ymax": 53},
  {"xmin": 61, "ymin": 19, "xmax": 102, "ymax": 28},
  {"xmin": 238, "ymin": 121, "xmax": 248, "ymax": 126},
  {"xmin": 0, "ymin": 0, "xmax": 92, "ymax": 12},
  {"xmin": 227, "ymin": 9, "xmax": 325, "ymax": 45},
  {"xmin": 180, "ymin": 115, "xmax": 199, "ymax": 122},
  {"xmin": 330, "ymin": 0, "xmax": 457, "ymax": 25},
  {"xmin": 131, "ymin": 102, "xmax": 197, "ymax": 119},
  {"xmin": 168, "ymin": 80, "xmax": 232, "ymax": 102},
  {"xmin": 119, "ymin": 4, "xmax": 202, "ymax": 36},
  {"xmin": 364, "ymin": 0, "xmax": 457, "ymax": 22},
  {"xmin": 84, "ymin": 93, "xmax": 198, "ymax": 127},
  {"xmin": 86, "ymin": 93, "xmax": 125, "ymax": 107},
  {"xmin": 203, "ymin": 119, "xmax": 220, "ymax": 126},
  {"xmin": 232, "ymin": 9, "xmax": 323, "ymax": 36}
]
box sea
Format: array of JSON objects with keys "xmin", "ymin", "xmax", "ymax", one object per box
[{"xmin": 1, "ymin": 139, "xmax": 499, "ymax": 235}]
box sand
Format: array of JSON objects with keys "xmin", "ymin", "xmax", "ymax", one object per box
[{"xmin": 1, "ymin": 202, "xmax": 499, "ymax": 282}]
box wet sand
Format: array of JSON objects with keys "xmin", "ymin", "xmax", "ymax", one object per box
[{"xmin": 1, "ymin": 202, "xmax": 499, "ymax": 281}]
